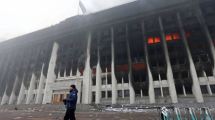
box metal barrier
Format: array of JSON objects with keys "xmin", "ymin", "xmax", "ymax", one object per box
[{"xmin": 160, "ymin": 107, "xmax": 214, "ymax": 120}]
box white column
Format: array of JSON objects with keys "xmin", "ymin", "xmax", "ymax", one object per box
[
  {"xmin": 9, "ymin": 75, "xmax": 19, "ymax": 104},
  {"xmin": 125, "ymin": 24, "xmax": 135, "ymax": 104},
  {"xmin": 122, "ymin": 78, "xmax": 125, "ymax": 99},
  {"xmin": 177, "ymin": 13, "xmax": 204, "ymax": 103},
  {"xmin": 43, "ymin": 42, "xmax": 59, "ymax": 104},
  {"xmin": 64, "ymin": 69, "xmax": 67, "ymax": 77},
  {"xmin": 95, "ymin": 62, "xmax": 102, "ymax": 104},
  {"xmin": 203, "ymin": 71, "xmax": 213, "ymax": 96},
  {"xmin": 196, "ymin": 8, "xmax": 215, "ymax": 77},
  {"xmin": 76, "ymin": 69, "xmax": 81, "ymax": 76},
  {"xmin": 111, "ymin": 27, "xmax": 118, "ymax": 104},
  {"xmin": 35, "ymin": 64, "xmax": 46, "ymax": 104},
  {"xmin": 76, "ymin": 77, "xmax": 81, "ymax": 104},
  {"xmin": 182, "ymin": 85, "xmax": 187, "ymax": 96},
  {"xmin": 1, "ymin": 86, "xmax": 9, "ymax": 105},
  {"xmin": 141, "ymin": 21, "xmax": 156, "ymax": 103},
  {"xmin": 96, "ymin": 33, "xmax": 102, "ymax": 104},
  {"xmin": 82, "ymin": 32, "xmax": 92, "ymax": 104},
  {"xmin": 70, "ymin": 68, "xmax": 73, "ymax": 76},
  {"xmin": 105, "ymin": 68, "xmax": 108, "ymax": 99},
  {"xmin": 17, "ymin": 81, "xmax": 26, "ymax": 104},
  {"xmin": 159, "ymin": 74, "xmax": 164, "ymax": 97},
  {"xmin": 158, "ymin": 16, "xmax": 178, "ymax": 103},
  {"xmin": 58, "ymin": 71, "xmax": 60, "ymax": 78},
  {"xmin": 140, "ymin": 89, "xmax": 143, "ymax": 98},
  {"xmin": 26, "ymin": 73, "xmax": 36, "ymax": 104}
]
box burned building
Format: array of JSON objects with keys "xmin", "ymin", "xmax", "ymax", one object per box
[{"xmin": 0, "ymin": 0, "xmax": 215, "ymax": 105}]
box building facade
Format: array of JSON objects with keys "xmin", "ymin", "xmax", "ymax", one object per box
[{"xmin": 0, "ymin": 0, "xmax": 215, "ymax": 105}]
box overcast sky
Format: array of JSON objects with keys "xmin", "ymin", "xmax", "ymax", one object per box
[{"xmin": 0, "ymin": 0, "xmax": 135, "ymax": 42}]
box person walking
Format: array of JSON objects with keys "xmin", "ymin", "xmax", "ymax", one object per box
[{"xmin": 63, "ymin": 84, "xmax": 78, "ymax": 120}]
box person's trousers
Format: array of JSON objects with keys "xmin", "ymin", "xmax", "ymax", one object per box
[{"xmin": 64, "ymin": 109, "xmax": 76, "ymax": 120}]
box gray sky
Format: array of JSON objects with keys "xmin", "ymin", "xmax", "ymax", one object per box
[{"xmin": 0, "ymin": 0, "xmax": 134, "ymax": 42}]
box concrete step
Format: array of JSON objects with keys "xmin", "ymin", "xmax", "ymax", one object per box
[{"xmin": 0, "ymin": 104, "xmax": 95, "ymax": 112}]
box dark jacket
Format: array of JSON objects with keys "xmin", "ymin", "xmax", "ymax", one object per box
[{"xmin": 65, "ymin": 89, "xmax": 78, "ymax": 109}]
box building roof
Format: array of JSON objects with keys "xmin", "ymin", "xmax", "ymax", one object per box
[{"xmin": 0, "ymin": 0, "xmax": 189, "ymax": 50}]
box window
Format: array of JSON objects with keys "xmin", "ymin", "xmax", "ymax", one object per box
[
  {"xmin": 135, "ymin": 90, "xmax": 141, "ymax": 97},
  {"xmin": 107, "ymin": 75, "xmax": 112, "ymax": 84},
  {"xmin": 147, "ymin": 37, "xmax": 161, "ymax": 44},
  {"xmin": 155, "ymin": 88, "xmax": 161, "ymax": 96},
  {"xmin": 102, "ymin": 77, "xmax": 106, "ymax": 85},
  {"xmin": 205, "ymin": 69, "xmax": 213, "ymax": 76},
  {"xmin": 123, "ymin": 75, "xmax": 129, "ymax": 83},
  {"xmin": 200, "ymin": 85, "xmax": 208, "ymax": 94},
  {"xmin": 92, "ymin": 77, "xmax": 96, "ymax": 86},
  {"xmin": 60, "ymin": 94, "xmax": 64, "ymax": 101},
  {"xmin": 101, "ymin": 91, "xmax": 106, "ymax": 98},
  {"xmin": 210, "ymin": 85, "xmax": 215, "ymax": 94},
  {"xmin": 118, "ymin": 90, "xmax": 122, "ymax": 98},
  {"xmin": 185, "ymin": 83, "xmax": 192, "ymax": 94},
  {"xmin": 166, "ymin": 35, "xmax": 172, "ymax": 41},
  {"xmin": 163, "ymin": 87, "xmax": 169, "ymax": 96},
  {"xmin": 165, "ymin": 33, "xmax": 180, "ymax": 41},
  {"xmin": 176, "ymin": 85, "xmax": 183, "ymax": 95},
  {"xmin": 107, "ymin": 91, "xmax": 112, "ymax": 98},
  {"xmin": 160, "ymin": 72, "xmax": 167, "ymax": 80},
  {"xmin": 152, "ymin": 73, "xmax": 159, "ymax": 81},
  {"xmin": 92, "ymin": 92, "xmax": 96, "ymax": 102},
  {"xmin": 124, "ymin": 90, "xmax": 129, "ymax": 97},
  {"xmin": 182, "ymin": 71, "xmax": 189, "ymax": 78}
]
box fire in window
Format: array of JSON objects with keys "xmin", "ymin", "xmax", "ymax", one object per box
[{"xmin": 147, "ymin": 37, "xmax": 161, "ymax": 44}]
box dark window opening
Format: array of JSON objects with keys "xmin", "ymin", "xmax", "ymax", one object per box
[
  {"xmin": 92, "ymin": 92, "xmax": 96, "ymax": 103},
  {"xmin": 135, "ymin": 90, "xmax": 141, "ymax": 97},
  {"xmin": 200, "ymin": 85, "xmax": 208, "ymax": 94},
  {"xmin": 152, "ymin": 73, "xmax": 159, "ymax": 81},
  {"xmin": 118, "ymin": 90, "xmax": 123, "ymax": 98},
  {"xmin": 107, "ymin": 91, "xmax": 112, "ymax": 98},
  {"xmin": 160, "ymin": 72, "xmax": 167, "ymax": 80},
  {"xmin": 163, "ymin": 87, "xmax": 169, "ymax": 96},
  {"xmin": 176, "ymin": 85, "xmax": 184, "ymax": 95},
  {"xmin": 205, "ymin": 69, "xmax": 213, "ymax": 76},
  {"xmin": 101, "ymin": 91, "xmax": 106, "ymax": 98},
  {"xmin": 210, "ymin": 85, "xmax": 215, "ymax": 94},
  {"xmin": 155, "ymin": 88, "xmax": 161, "ymax": 96},
  {"xmin": 142, "ymin": 88, "xmax": 148, "ymax": 96},
  {"xmin": 92, "ymin": 77, "xmax": 96, "ymax": 86},
  {"xmin": 107, "ymin": 75, "xmax": 112, "ymax": 84},
  {"xmin": 184, "ymin": 83, "xmax": 192, "ymax": 94},
  {"xmin": 102, "ymin": 77, "xmax": 106, "ymax": 85},
  {"xmin": 124, "ymin": 90, "xmax": 129, "ymax": 97},
  {"xmin": 182, "ymin": 71, "xmax": 189, "ymax": 78}
]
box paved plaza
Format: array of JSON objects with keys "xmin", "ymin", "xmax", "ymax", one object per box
[{"xmin": 0, "ymin": 110, "xmax": 159, "ymax": 120}]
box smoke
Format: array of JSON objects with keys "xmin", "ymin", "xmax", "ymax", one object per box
[{"xmin": 81, "ymin": 0, "xmax": 136, "ymax": 13}]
